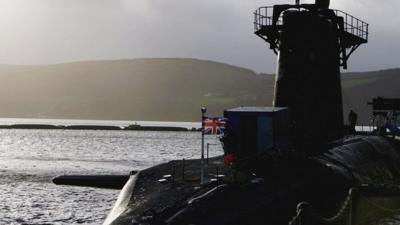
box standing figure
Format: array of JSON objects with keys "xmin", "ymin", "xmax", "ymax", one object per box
[{"xmin": 348, "ymin": 110, "xmax": 358, "ymax": 134}]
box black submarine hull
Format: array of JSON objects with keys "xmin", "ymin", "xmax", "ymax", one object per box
[{"xmin": 104, "ymin": 136, "xmax": 400, "ymax": 225}]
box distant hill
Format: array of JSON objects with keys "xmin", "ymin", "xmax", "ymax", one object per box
[{"xmin": 0, "ymin": 58, "xmax": 398, "ymax": 124}]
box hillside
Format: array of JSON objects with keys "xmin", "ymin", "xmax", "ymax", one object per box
[{"xmin": 0, "ymin": 58, "xmax": 398, "ymax": 123}]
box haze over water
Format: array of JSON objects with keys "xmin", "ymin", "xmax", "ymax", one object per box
[{"xmin": 0, "ymin": 122, "xmax": 221, "ymax": 224}]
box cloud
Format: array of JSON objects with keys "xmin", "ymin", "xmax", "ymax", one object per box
[
  {"xmin": 119, "ymin": 0, "xmax": 153, "ymax": 17},
  {"xmin": 0, "ymin": 0, "xmax": 398, "ymax": 73}
]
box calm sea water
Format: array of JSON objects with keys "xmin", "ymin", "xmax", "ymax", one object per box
[{"xmin": 0, "ymin": 126, "xmax": 222, "ymax": 225}]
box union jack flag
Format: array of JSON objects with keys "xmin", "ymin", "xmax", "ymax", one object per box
[{"xmin": 203, "ymin": 117, "xmax": 226, "ymax": 135}]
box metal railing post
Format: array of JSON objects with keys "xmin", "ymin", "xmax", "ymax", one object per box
[
  {"xmin": 201, "ymin": 107, "xmax": 206, "ymax": 185},
  {"xmin": 207, "ymin": 143, "xmax": 210, "ymax": 164}
]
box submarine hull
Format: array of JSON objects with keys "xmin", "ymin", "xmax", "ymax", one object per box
[{"xmin": 105, "ymin": 136, "xmax": 400, "ymax": 225}]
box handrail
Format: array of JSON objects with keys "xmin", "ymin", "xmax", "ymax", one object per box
[
  {"xmin": 334, "ymin": 10, "xmax": 369, "ymax": 41},
  {"xmin": 253, "ymin": 7, "xmax": 279, "ymax": 31},
  {"xmin": 254, "ymin": 7, "xmax": 369, "ymax": 42}
]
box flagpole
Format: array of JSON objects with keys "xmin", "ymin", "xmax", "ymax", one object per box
[{"xmin": 201, "ymin": 107, "xmax": 207, "ymax": 185}]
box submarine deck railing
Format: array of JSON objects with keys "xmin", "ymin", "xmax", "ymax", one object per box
[{"xmin": 254, "ymin": 7, "xmax": 369, "ymax": 42}]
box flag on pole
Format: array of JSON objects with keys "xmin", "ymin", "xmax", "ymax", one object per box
[{"xmin": 203, "ymin": 117, "xmax": 226, "ymax": 135}]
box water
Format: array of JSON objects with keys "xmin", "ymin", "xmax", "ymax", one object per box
[{"xmin": 0, "ymin": 128, "xmax": 222, "ymax": 225}]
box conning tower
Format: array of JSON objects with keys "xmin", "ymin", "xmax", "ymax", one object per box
[{"xmin": 254, "ymin": 0, "xmax": 368, "ymax": 153}]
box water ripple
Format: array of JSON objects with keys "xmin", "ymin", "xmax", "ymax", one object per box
[{"xmin": 0, "ymin": 129, "xmax": 222, "ymax": 224}]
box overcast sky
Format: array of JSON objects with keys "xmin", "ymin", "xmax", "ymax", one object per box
[{"xmin": 0, "ymin": 0, "xmax": 399, "ymax": 73}]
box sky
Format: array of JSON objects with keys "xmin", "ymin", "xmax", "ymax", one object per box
[{"xmin": 0, "ymin": 0, "xmax": 399, "ymax": 73}]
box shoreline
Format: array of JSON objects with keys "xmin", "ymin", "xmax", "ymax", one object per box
[{"xmin": 0, "ymin": 124, "xmax": 199, "ymax": 131}]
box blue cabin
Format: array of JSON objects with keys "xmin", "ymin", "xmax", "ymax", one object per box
[{"xmin": 223, "ymin": 107, "xmax": 290, "ymax": 158}]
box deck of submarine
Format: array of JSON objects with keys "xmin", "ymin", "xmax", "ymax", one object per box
[
  {"xmin": 108, "ymin": 156, "xmax": 234, "ymax": 225},
  {"xmin": 108, "ymin": 152, "xmax": 352, "ymax": 225}
]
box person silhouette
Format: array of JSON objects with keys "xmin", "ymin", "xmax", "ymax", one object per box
[{"xmin": 348, "ymin": 110, "xmax": 358, "ymax": 134}]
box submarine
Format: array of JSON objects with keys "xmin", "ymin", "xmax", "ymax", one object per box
[{"xmin": 53, "ymin": 0, "xmax": 400, "ymax": 224}]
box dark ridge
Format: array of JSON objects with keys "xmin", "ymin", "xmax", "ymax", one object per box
[
  {"xmin": 125, "ymin": 125, "xmax": 189, "ymax": 132},
  {"xmin": 65, "ymin": 125, "xmax": 123, "ymax": 130},
  {"xmin": 7, "ymin": 124, "xmax": 63, "ymax": 129},
  {"xmin": 0, "ymin": 123, "xmax": 193, "ymax": 131},
  {"xmin": 53, "ymin": 175, "xmax": 132, "ymax": 189}
]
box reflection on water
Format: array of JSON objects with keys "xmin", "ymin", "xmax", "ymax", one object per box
[{"xmin": 0, "ymin": 129, "xmax": 222, "ymax": 224}]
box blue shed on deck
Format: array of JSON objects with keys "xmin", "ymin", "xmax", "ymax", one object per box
[{"xmin": 223, "ymin": 107, "xmax": 290, "ymax": 158}]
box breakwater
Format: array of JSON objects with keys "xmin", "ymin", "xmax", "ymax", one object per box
[{"xmin": 0, "ymin": 123, "xmax": 199, "ymax": 131}]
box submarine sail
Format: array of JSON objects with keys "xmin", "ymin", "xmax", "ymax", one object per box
[{"xmin": 254, "ymin": 0, "xmax": 368, "ymax": 154}]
